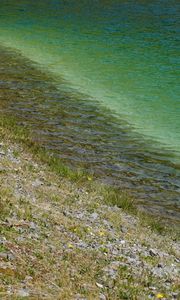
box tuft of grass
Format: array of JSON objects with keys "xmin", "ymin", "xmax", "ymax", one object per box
[
  {"xmin": 102, "ymin": 186, "xmax": 136, "ymax": 213},
  {"xmin": 0, "ymin": 187, "xmax": 13, "ymax": 220},
  {"xmin": 0, "ymin": 115, "xmax": 86, "ymax": 183},
  {"xmin": 138, "ymin": 212, "xmax": 168, "ymax": 235}
]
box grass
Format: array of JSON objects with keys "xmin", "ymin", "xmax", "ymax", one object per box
[
  {"xmin": 0, "ymin": 115, "xmax": 86, "ymax": 182},
  {"xmin": 101, "ymin": 186, "xmax": 136, "ymax": 212},
  {"xmin": 0, "ymin": 114, "xmax": 180, "ymax": 299},
  {"xmin": 0, "ymin": 113, "xmax": 179, "ymax": 239}
]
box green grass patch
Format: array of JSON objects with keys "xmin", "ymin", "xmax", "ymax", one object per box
[{"xmin": 102, "ymin": 186, "xmax": 136, "ymax": 212}]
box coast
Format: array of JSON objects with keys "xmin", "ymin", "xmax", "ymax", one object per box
[
  {"xmin": 0, "ymin": 118, "xmax": 179, "ymax": 299},
  {"xmin": 0, "ymin": 44, "xmax": 180, "ymax": 299},
  {"xmin": 0, "ymin": 0, "xmax": 180, "ymax": 297},
  {"xmin": 1, "ymin": 45, "xmax": 180, "ymax": 224}
]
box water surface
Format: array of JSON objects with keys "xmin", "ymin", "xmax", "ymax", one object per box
[
  {"xmin": 0, "ymin": 1, "xmax": 180, "ymax": 221},
  {"xmin": 0, "ymin": 47, "xmax": 180, "ymax": 222},
  {"xmin": 0, "ymin": 0, "xmax": 180, "ymax": 152}
]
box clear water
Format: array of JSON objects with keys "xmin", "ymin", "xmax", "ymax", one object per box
[
  {"xmin": 0, "ymin": 1, "xmax": 180, "ymax": 221},
  {"xmin": 0, "ymin": 0, "xmax": 180, "ymax": 153}
]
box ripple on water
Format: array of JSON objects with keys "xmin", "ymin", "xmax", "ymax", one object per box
[{"xmin": 0, "ymin": 47, "xmax": 180, "ymax": 222}]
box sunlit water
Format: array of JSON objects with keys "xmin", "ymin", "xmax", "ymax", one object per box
[{"xmin": 0, "ymin": 1, "xmax": 180, "ymax": 221}]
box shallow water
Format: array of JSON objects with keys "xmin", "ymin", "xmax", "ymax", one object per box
[
  {"xmin": 0, "ymin": 1, "xmax": 180, "ymax": 222},
  {"xmin": 0, "ymin": 0, "xmax": 180, "ymax": 154},
  {"xmin": 0, "ymin": 48, "xmax": 180, "ymax": 222}
]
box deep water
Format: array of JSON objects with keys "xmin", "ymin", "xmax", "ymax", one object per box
[{"xmin": 0, "ymin": 1, "xmax": 180, "ymax": 221}]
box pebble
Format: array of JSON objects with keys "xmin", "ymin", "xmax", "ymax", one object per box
[
  {"xmin": 17, "ymin": 288, "xmax": 30, "ymax": 297},
  {"xmin": 0, "ymin": 140, "xmax": 179, "ymax": 299},
  {"xmin": 119, "ymin": 239, "xmax": 126, "ymax": 245},
  {"xmin": 29, "ymin": 221, "xmax": 38, "ymax": 231},
  {"xmin": 120, "ymin": 225, "xmax": 127, "ymax": 233},
  {"xmin": 32, "ymin": 179, "xmax": 44, "ymax": 187},
  {"xmin": 96, "ymin": 282, "xmax": 104, "ymax": 289},
  {"xmin": 0, "ymin": 253, "xmax": 8, "ymax": 259},
  {"xmin": 91, "ymin": 212, "xmax": 98, "ymax": 220},
  {"xmin": 99, "ymin": 293, "xmax": 106, "ymax": 300},
  {"xmin": 149, "ymin": 249, "xmax": 158, "ymax": 257},
  {"xmin": 0, "ymin": 252, "xmax": 15, "ymax": 261}
]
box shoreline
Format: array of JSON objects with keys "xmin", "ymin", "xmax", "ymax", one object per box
[
  {"xmin": 0, "ymin": 45, "xmax": 180, "ymax": 223},
  {"xmin": 0, "ymin": 115, "xmax": 180, "ymax": 299},
  {"xmin": 0, "ymin": 45, "xmax": 180, "ymax": 298}
]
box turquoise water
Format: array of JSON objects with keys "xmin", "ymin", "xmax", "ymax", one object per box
[
  {"xmin": 0, "ymin": 1, "xmax": 180, "ymax": 220},
  {"xmin": 0, "ymin": 0, "xmax": 180, "ymax": 154}
]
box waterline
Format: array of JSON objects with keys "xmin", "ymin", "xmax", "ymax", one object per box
[{"xmin": 0, "ymin": 46, "xmax": 180, "ymax": 222}]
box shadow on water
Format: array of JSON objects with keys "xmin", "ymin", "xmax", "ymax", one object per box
[{"xmin": 0, "ymin": 46, "xmax": 180, "ymax": 222}]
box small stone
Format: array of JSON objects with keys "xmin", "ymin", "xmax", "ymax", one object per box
[
  {"xmin": 0, "ymin": 253, "xmax": 8, "ymax": 259},
  {"xmin": 120, "ymin": 240, "xmax": 126, "ymax": 245},
  {"xmin": 149, "ymin": 249, "xmax": 158, "ymax": 257},
  {"xmin": 0, "ymin": 252, "xmax": 15, "ymax": 261},
  {"xmin": 120, "ymin": 226, "xmax": 127, "ymax": 233},
  {"xmin": 32, "ymin": 179, "xmax": 43, "ymax": 187},
  {"xmin": 96, "ymin": 282, "xmax": 104, "ymax": 289},
  {"xmin": 7, "ymin": 253, "xmax": 15, "ymax": 261},
  {"xmin": 17, "ymin": 288, "xmax": 30, "ymax": 297},
  {"xmin": 172, "ymin": 292, "xmax": 178, "ymax": 299},
  {"xmin": 0, "ymin": 237, "xmax": 6, "ymax": 244},
  {"xmin": 25, "ymin": 276, "xmax": 33, "ymax": 281},
  {"xmin": 91, "ymin": 213, "xmax": 98, "ymax": 220},
  {"xmin": 149, "ymin": 286, "xmax": 157, "ymax": 291},
  {"xmin": 99, "ymin": 293, "xmax": 106, "ymax": 300},
  {"xmin": 29, "ymin": 222, "xmax": 37, "ymax": 231}
]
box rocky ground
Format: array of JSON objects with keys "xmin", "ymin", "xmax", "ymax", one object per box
[{"xmin": 0, "ymin": 137, "xmax": 179, "ymax": 299}]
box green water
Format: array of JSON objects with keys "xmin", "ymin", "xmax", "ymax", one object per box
[
  {"xmin": 0, "ymin": 0, "xmax": 180, "ymax": 154},
  {"xmin": 0, "ymin": 1, "xmax": 180, "ymax": 220}
]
